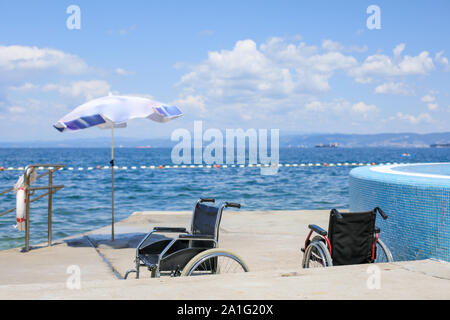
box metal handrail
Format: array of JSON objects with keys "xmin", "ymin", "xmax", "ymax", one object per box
[{"xmin": 0, "ymin": 164, "xmax": 65, "ymax": 252}]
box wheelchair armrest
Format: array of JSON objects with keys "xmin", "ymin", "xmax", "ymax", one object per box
[
  {"xmin": 308, "ymin": 224, "xmax": 327, "ymax": 237},
  {"xmin": 178, "ymin": 234, "xmax": 215, "ymax": 240},
  {"xmin": 153, "ymin": 227, "xmax": 188, "ymax": 233}
]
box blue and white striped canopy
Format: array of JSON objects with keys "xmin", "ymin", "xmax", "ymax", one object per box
[{"xmin": 54, "ymin": 95, "xmax": 182, "ymax": 132}]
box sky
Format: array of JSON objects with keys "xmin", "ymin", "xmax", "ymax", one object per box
[{"xmin": 0, "ymin": 0, "xmax": 449, "ymax": 142}]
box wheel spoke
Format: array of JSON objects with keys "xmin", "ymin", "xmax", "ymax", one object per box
[
  {"xmin": 374, "ymin": 240, "xmax": 393, "ymax": 263},
  {"xmin": 186, "ymin": 252, "xmax": 248, "ymax": 276},
  {"xmin": 303, "ymin": 239, "xmax": 331, "ymax": 268}
]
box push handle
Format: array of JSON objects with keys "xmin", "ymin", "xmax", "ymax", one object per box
[
  {"xmin": 375, "ymin": 207, "xmax": 388, "ymax": 220},
  {"xmin": 200, "ymin": 198, "xmax": 215, "ymax": 203},
  {"xmin": 331, "ymin": 208, "xmax": 343, "ymax": 220},
  {"xmin": 225, "ymin": 202, "xmax": 241, "ymax": 209}
]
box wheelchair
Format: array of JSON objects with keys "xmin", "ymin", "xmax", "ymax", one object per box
[
  {"xmin": 124, "ymin": 198, "xmax": 249, "ymax": 278},
  {"xmin": 301, "ymin": 207, "xmax": 393, "ymax": 268}
]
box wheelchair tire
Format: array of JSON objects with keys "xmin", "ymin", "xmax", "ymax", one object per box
[
  {"xmin": 302, "ymin": 237, "xmax": 333, "ymax": 268},
  {"xmin": 374, "ymin": 239, "xmax": 393, "ymax": 263},
  {"xmin": 181, "ymin": 248, "xmax": 249, "ymax": 276}
]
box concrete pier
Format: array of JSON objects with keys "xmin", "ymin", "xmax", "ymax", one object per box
[{"xmin": 0, "ymin": 210, "xmax": 449, "ymax": 299}]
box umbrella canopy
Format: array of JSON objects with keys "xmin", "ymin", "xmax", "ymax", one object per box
[
  {"xmin": 54, "ymin": 95, "xmax": 183, "ymax": 240},
  {"xmin": 54, "ymin": 95, "xmax": 182, "ymax": 131}
]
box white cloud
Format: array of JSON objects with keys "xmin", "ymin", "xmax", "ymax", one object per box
[
  {"xmin": 304, "ymin": 100, "xmax": 326, "ymax": 112},
  {"xmin": 421, "ymin": 93, "xmax": 439, "ymax": 110},
  {"xmin": 349, "ymin": 44, "xmax": 434, "ymax": 82},
  {"xmin": 395, "ymin": 112, "xmax": 433, "ymax": 124},
  {"xmin": 9, "ymin": 82, "xmax": 40, "ymax": 91},
  {"xmin": 322, "ymin": 40, "xmax": 368, "ymax": 53},
  {"xmin": 282, "ymin": 98, "xmax": 381, "ymax": 132},
  {"xmin": 352, "ymin": 101, "xmax": 377, "ymax": 113},
  {"xmin": 9, "ymin": 80, "xmax": 110, "ymax": 101},
  {"xmin": 173, "ymin": 94, "xmax": 207, "ymax": 114},
  {"xmin": 42, "ymin": 80, "xmax": 111, "ymax": 100},
  {"xmin": 115, "ymin": 68, "xmax": 134, "ymax": 76},
  {"xmin": 177, "ymin": 37, "xmax": 358, "ymax": 117},
  {"xmin": 427, "ymin": 103, "xmax": 438, "ymax": 111},
  {"xmin": 393, "ymin": 43, "xmax": 406, "ymax": 57},
  {"xmin": 322, "ymin": 40, "xmax": 344, "ymax": 52},
  {"xmin": 351, "ymin": 102, "xmax": 378, "ymax": 119},
  {"xmin": 112, "ymin": 92, "xmax": 154, "ymax": 100},
  {"xmin": 0, "ymin": 45, "xmax": 89, "ymax": 74},
  {"xmin": 435, "ymin": 51, "xmax": 450, "ymax": 71},
  {"xmin": 421, "ymin": 94, "xmax": 435, "ymax": 103},
  {"xmin": 304, "ymin": 99, "xmax": 378, "ymax": 119},
  {"xmin": 8, "ymin": 106, "xmax": 26, "ymax": 113},
  {"xmin": 374, "ymin": 82, "xmax": 415, "ymax": 95}
]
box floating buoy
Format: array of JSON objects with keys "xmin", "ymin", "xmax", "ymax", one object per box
[
  {"xmin": 16, "ymin": 187, "xmax": 26, "ymax": 231},
  {"xmin": 97, "ymin": 165, "xmax": 101, "ymax": 169},
  {"xmin": 159, "ymin": 165, "xmax": 163, "ymax": 169},
  {"xmin": 0, "ymin": 166, "xmax": 4, "ymax": 171}
]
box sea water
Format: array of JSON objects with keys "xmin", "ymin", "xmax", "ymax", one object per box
[{"xmin": 0, "ymin": 147, "xmax": 449, "ymax": 250}]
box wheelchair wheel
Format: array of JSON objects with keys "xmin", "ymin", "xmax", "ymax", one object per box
[
  {"xmin": 181, "ymin": 248, "xmax": 249, "ymax": 276},
  {"xmin": 302, "ymin": 237, "xmax": 333, "ymax": 268},
  {"xmin": 374, "ymin": 239, "xmax": 393, "ymax": 263}
]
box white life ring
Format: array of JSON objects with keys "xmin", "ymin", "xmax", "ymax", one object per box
[{"xmin": 16, "ymin": 187, "xmax": 26, "ymax": 231}]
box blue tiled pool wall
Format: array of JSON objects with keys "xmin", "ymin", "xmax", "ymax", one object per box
[{"xmin": 349, "ymin": 168, "xmax": 450, "ymax": 262}]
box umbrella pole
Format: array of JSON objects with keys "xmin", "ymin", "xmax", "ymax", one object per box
[{"xmin": 111, "ymin": 126, "xmax": 115, "ymax": 241}]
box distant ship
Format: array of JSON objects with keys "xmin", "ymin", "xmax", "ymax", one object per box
[
  {"xmin": 315, "ymin": 143, "xmax": 338, "ymax": 148},
  {"xmin": 430, "ymin": 143, "xmax": 450, "ymax": 148},
  {"xmin": 136, "ymin": 145, "xmax": 151, "ymax": 149}
]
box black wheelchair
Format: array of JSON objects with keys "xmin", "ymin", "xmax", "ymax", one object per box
[
  {"xmin": 302, "ymin": 207, "xmax": 393, "ymax": 268},
  {"xmin": 124, "ymin": 198, "xmax": 249, "ymax": 278}
]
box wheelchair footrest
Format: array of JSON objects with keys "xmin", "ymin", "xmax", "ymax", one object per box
[{"xmin": 138, "ymin": 253, "xmax": 159, "ymax": 268}]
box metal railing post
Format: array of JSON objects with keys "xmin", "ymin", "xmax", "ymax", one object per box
[
  {"xmin": 25, "ymin": 188, "xmax": 30, "ymax": 252},
  {"xmin": 48, "ymin": 170, "xmax": 53, "ymax": 247}
]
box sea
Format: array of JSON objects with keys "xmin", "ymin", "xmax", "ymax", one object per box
[{"xmin": 1, "ymin": 147, "xmax": 449, "ymax": 250}]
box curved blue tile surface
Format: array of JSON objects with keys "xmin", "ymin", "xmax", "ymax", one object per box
[{"xmin": 349, "ymin": 163, "xmax": 450, "ymax": 262}]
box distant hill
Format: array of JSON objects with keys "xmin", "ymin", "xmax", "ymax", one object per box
[
  {"xmin": 0, "ymin": 132, "xmax": 449, "ymax": 148},
  {"xmin": 280, "ymin": 132, "xmax": 450, "ymax": 148}
]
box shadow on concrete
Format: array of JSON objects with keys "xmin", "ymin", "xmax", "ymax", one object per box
[
  {"xmin": 19, "ymin": 242, "xmax": 64, "ymax": 252},
  {"xmin": 64, "ymin": 233, "xmax": 169, "ymax": 249}
]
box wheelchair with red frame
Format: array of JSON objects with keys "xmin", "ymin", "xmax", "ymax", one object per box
[{"xmin": 302, "ymin": 207, "xmax": 393, "ymax": 268}]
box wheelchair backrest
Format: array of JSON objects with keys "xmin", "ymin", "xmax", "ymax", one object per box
[
  {"xmin": 328, "ymin": 209, "xmax": 377, "ymax": 266},
  {"xmin": 191, "ymin": 203, "xmax": 222, "ymax": 240}
]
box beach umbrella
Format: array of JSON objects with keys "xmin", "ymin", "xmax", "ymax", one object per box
[{"xmin": 54, "ymin": 95, "xmax": 183, "ymax": 240}]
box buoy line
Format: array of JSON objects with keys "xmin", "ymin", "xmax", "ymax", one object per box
[{"xmin": 0, "ymin": 162, "xmax": 408, "ymax": 172}]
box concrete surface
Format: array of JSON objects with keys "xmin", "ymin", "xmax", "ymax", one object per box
[{"xmin": 0, "ymin": 210, "xmax": 449, "ymax": 299}]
